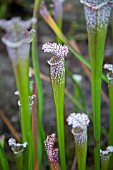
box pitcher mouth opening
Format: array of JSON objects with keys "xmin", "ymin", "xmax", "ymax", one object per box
[
  {"xmin": 2, "ymin": 29, "xmax": 35, "ymax": 48},
  {"xmin": 47, "ymin": 56, "xmax": 63, "ymax": 66},
  {"xmin": 71, "ymin": 127, "xmax": 86, "ymax": 136}
]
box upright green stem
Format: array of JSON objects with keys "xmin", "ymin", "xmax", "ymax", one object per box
[
  {"xmin": 111, "ymin": 11, "xmax": 113, "ymax": 45},
  {"xmin": 75, "ymin": 142, "xmax": 87, "ymax": 170},
  {"xmin": 56, "ymin": 16, "xmax": 62, "ymax": 44},
  {"xmin": 65, "ymin": 67, "xmax": 86, "ymax": 110},
  {"xmin": 53, "ymin": 1, "xmax": 63, "ymax": 44},
  {"xmin": 101, "ymin": 158, "xmax": 109, "ymax": 170},
  {"xmin": 52, "ymin": 78, "xmax": 66, "ymax": 169},
  {"xmin": 32, "ymin": 0, "xmax": 45, "ymax": 168},
  {"xmin": 0, "ymin": 0, "xmax": 7, "ymax": 18},
  {"xmin": 13, "ymin": 60, "xmax": 34, "ymax": 170},
  {"xmin": 107, "ymin": 72, "xmax": 113, "ymax": 170},
  {"xmin": 108, "ymin": 73, "xmax": 113, "ymax": 145},
  {"xmin": 32, "ymin": 1, "xmax": 44, "ymax": 134},
  {"xmin": 49, "ymin": 56, "xmax": 66, "ymax": 169},
  {"xmin": 15, "ymin": 154, "xmax": 23, "ymax": 170},
  {"xmin": 13, "ymin": 59, "xmax": 30, "ymax": 141},
  {"xmin": 56, "ymin": 11, "xmax": 63, "ymax": 44},
  {"xmin": 88, "ymin": 28, "xmax": 107, "ymax": 170},
  {"xmin": 0, "ymin": 144, "xmax": 10, "ymax": 170}
]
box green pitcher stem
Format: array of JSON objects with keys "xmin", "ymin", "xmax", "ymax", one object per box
[
  {"xmin": 101, "ymin": 159, "xmax": 109, "ymax": 170},
  {"xmin": 53, "ymin": 0, "xmax": 63, "ymax": 44},
  {"xmin": 107, "ymin": 72, "xmax": 113, "ymax": 170},
  {"xmin": 52, "ymin": 78, "xmax": 66, "ymax": 170},
  {"xmin": 32, "ymin": 0, "xmax": 44, "ymax": 141},
  {"xmin": 13, "ymin": 59, "xmax": 30, "ymax": 140},
  {"xmin": 109, "ymin": 83, "xmax": 113, "ymax": 144},
  {"xmin": 72, "ymin": 128, "xmax": 87, "ymax": 170},
  {"xmin": 13, "ymin": 59, "xmax": 34, "ymax": 170},
  {"xmin": 50, "ymin": 56, "xmax": 66, "ymax": 169},
  {"xmin": 56, "ymin": 16, "xmax": 63, "ymax": 44},
  {"xmin": 0, "ymin": 144, "xmax": 10, "ymax": 170},
  {"xmin": 108, "ymin": 73, "xmax": 113, "ymax": 145},
  {"xmin": 15, "ymin": 154, "xmax": 23, "ymax": 170},
  {"xmin": 75, "ymin": 142, "xmax": 87, "ymax": 170},
  {"xmin": 88, "ymin": 28, "xmax": 107, "ymax": 170},
  {"xmin": 32, "ymin": 0, "xmax": 45, "ymax": 168}
]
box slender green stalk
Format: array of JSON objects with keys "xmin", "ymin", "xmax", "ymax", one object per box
[
  {"xmin": 53, "ymin": 0, "xmax": 63, "ymax": 44},
  {"xmin": 65, "ymin": 89, "xmax": 87, "ymax": 115},
  {"xmin": 0, "ymin": 144, "xmax": 10, "ymax": 170},
  {"xmin": 101, "ymin": 158, "xmax": 109, "ymax": 170},
  {"xmin": 15, "ymin": 154, "xmax": 23, "ymax": 170},
  {"xmin": 111, "ymin": 11, "xmax": 113, "ymax": 45},
  {"xmin": 13, "ymin": 60, "xmax": 34, "ymax": 170},
  {"xmin": 65, "ymin": 67, "xmax": 86, "ymax": 110},
  {"xmin": 74, "ymin": 83, "xmax": 81, "ymax": 112},
  {"xmin": 88, "ymin": 28, "xmax": 107, "ymax": 170},
  {"xmin": 13, "ymin": 59, "xmax": 30, "ymax": 141},
  {"xmin": 56, "ymin": 17, "xmax": 62, "ymax": 44},
  {"xmin": 75, "ymin": 139, "xmax": 87, "ymax": 170},
  {"xmin": 106, "ymin": 72, "xmax": 113, "ymax": 170},
  {"xmin": 52, "ymin": 76, "xmax": 66, "ymax": 169},
  {"xmin": 0, "ymin": 0, "xmax": 7, "ymax": 18},
  {"xmin": 109, "ymin": 154, "xmax": 113, "ymax": 170},
  {"xmin": 32, "ymin": 0, "xmax": 45, "ymax": 169},
  {"xmin": 50, "ymin": 59, "xmax": 66, "ymax": 170},
  {"xmin": 31, "ymin": 83, "xmax": 38, "ymax": 170},
  {"xmin": 0, "ymin": 135, "xmax": 5, "ymax": 148},
  {"xmin": 108, "ymin": 72, "xmax": 113, "ymax": 145}
]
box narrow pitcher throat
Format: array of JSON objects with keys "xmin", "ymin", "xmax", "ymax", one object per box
[{"xmin": 72, "ymin": 127, "xmax": 87, "ymax": 146}]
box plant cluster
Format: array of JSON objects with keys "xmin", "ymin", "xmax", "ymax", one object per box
[{"xmin": 0, "ymin": 0, "xmax": 113, "ymax": 170}]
